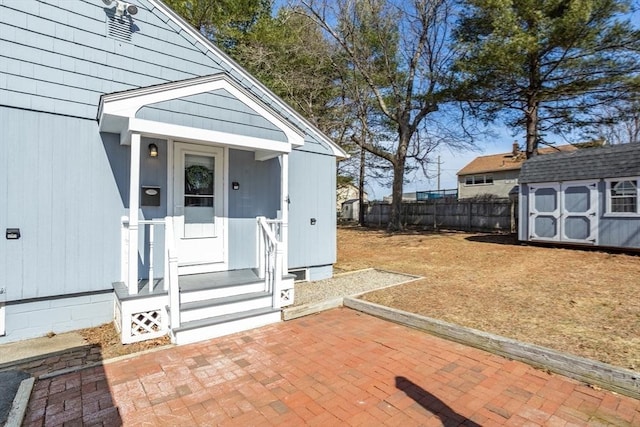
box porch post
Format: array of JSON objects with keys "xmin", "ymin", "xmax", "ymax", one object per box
[
  {"xmin": 280, "ymin": 153, "xmax": 289, "ymax": 273},
  {"xmin": 128, "ymin": 132, "xmax": 141, "ymax": 294}
]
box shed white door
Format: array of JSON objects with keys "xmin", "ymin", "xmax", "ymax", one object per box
[
  {"xmin": 529, "ymin": 184, "xmax": 561, "ymax": 241},
  {"xmin": 173, "ymin": 142, "xmax": 225, "ymax": 273},
  {"xmin": 560, "ymin": 182, "xmax": 598, "ymax": 244},
  {"xmin": 529, "ymin": 181, "xmax": 598, "ymax": 244}
]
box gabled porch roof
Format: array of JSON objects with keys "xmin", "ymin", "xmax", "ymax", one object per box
[{"xmin": 98, "ymin": 73, "xmax": 304, "ymax": 159}]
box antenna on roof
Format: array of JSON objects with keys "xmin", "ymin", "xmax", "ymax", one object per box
[{"xmin": 102, "ymin": 0, "xmax": 138, "ymax": 17}]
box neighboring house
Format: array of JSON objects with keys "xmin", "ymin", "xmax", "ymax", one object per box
[
  {"xmin": 336, "ymin": 183, "xmax": 367, "ymax": 212},
  {"xmin": 457, "ymin": 143, "xmax": 577, "ymax": 199},
  {"xmin": 0, "ymin": 0, "xmax": 346, "ymax": 345},
  {"xmin": 340, "ymin": 199, "xmax": 361, "ymax": 220},
  {"xmin": 519, "ymin": 144, "xmax": 640, "ymax": 249}
]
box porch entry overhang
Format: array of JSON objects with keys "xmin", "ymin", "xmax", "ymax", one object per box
[
  {"xmin": 98, "ymin": 73, "xmax": 305, "ymax": 158},
  {"xmin": 99, "ymin": 74, "xmax": 296, "ymax": 344}
]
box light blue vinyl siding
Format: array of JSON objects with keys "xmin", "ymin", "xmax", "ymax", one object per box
[
  {"xmin": 0, "ymin": 292, "xmax": 113, "ymax": 343},
  {"xmin": 0, "ymin": 0, "xmax": 223, "ymax": 119},
  {"xmin": 139, "ymin": 138, "xmax": 168, "ymax": 278},
  {"xmin": 137, "ymin": 90, "xmax": 287, "ymax": 143},
  {"xmin": 0, "ymin": 108, "xmax": 127, "ymax": 301},
  {"xmin": 599, "ymin": 217, "xmax": 640, "ymax": 248},
  {"xmin": 228, "ymin": 149, "xmax": 280, "ymax": 269},
  {"xmin": 0, "ymin": 0, "xmax": 328, "ymax": 143},
  {"xmin": 301, "ymin": 133, "xmax": 333, "ymax": 155},
  {"xmin": 598, "ymin": 182, "xmax": 640, "ymax": 248},
  {"xmin": 288, "ymin": 149, "xmax": 337, "ymax": 269}
]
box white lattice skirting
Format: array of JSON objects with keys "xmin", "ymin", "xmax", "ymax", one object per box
[
  {"xmin": 116, "ymin": 295, "xmax": 169, "ymax": 344},
  {"xmin": 131, "ymin": 310, "xmax": 162, "ymax": 336}
]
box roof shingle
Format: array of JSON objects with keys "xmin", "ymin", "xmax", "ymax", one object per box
[
  {"xmin": 457, "ymin": 145, "xmax": 576, "ymax": 176},
  {"xmin": 519, "ymin": 144, "xmax": 640, "ymax": 184}
]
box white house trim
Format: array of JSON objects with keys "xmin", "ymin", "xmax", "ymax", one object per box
[
  {"xmin": 128, "ymin": 132, "xmax": 141, "ymax": 293},
  {"xmin": 604, "ymin": 177, "xmax": 640, "ymax": 217},
  {"xmin": 99, "ymin": 74, "xmax": 304, "ymax": 148},
  {"xmin": 146, "ymin": 0, "xmax": 348, "ymax": 159},
  {"xmin": 280, "ymin": 153, "xmax": 289, "ymax": 274},
  {"xmin": 124, "ymin": 118, "xmax": 291, "ymax": 155}
]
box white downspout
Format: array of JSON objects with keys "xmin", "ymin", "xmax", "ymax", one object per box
[{"xmin": 128, "ymin": 132, "xmax": 141, "ymax": 294}]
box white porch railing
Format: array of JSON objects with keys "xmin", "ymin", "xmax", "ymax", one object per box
[
  {"xmin": 119, "ymin": 215, "xmax": 180, "ymax": 341},
  {"xmin": 257, "ymin": 216, "xmax": 284, "ymax": 309},
  {"xmin": 138, "ymin": 219, "xmax": 166, "ymax": 293},
  {"xmin": 121, "ymin": 217, "xmax": 173, "ymax": 294}
]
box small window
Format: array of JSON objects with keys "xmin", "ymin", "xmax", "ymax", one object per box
[
  {"xmin": 464, "ymin": 175, "xmax": 493, "ymax": 186},
  {"xmin": 609, "ymin": 180, "xmax": 638, "ymax": 213}
]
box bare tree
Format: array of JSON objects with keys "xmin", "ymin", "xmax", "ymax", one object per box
[
  {"xmin": 299, "ymin": 0, "xmax": 471, "ymax": 230},
  {"xmin": 590, "ymin": 100, "xmax": 640, "ymax": 144}
]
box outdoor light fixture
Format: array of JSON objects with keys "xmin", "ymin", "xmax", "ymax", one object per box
[
  {"xmin": 102, "ymin": 0, "xmax": 139, "ymax": 17},
  {"xmin": 148, "ymin": 143, "xmax": 158, "ymax": 158}
]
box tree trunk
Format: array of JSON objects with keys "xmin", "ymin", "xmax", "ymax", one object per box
[
  {"xmin": 525, "ymin": 100, "xmax": 539, "ymax": 159},
  {"xmin": 358, "ymin": 146, "xmax": 366, "ymax": 226},
  {"xmin": 388, "ymin": 161, "xmax": 405, "ymax": 231},
  {"xmin": 388, "ymin": 132, "xmax": 409, "ymax": 231},
  {"xmin": 526, "ymin": 51, "xmax": 540, "ymax": 159}
]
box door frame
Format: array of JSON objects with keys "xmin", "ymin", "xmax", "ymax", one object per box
[
  {"xmin": 167, "ymin": 139, "xmax": 230, "ymax": 273},
  {"xmin": 528, "ymin": 183, "xmax": 561, "ymax": 242},
  {"xmin": 528, "ymin": 180, "xmax": 599, "ymax": 245},
  {"xmin": 559, "ymin": 180, "xmax": 598, "ymax": 244}
]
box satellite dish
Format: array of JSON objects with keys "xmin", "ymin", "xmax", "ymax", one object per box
[
  {"xmin": 102, "ymin": 0, "xmax": 113, "ymax": 5},
  {"xmin": 127, "ymin": 4, "xmax": 138, "ymax": 15}
]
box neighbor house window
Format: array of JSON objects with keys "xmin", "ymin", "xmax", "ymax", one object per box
[
  {"xmin": 607, "ymin": 179, "xmax": 639, "ymax": 214},
  {"xmin": 465, "ymin": 175, "xmax": 494, "ymax": 185}
]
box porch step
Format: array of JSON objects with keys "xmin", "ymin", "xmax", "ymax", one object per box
[
  {"xmin": 179, "ymin": 291, "xmax": 272, "ymax": 323},
  {"xmin": 171, "ymin": 307, "xmax": 281, "ymax": 345},
  {"xmin": 179, "ymin": 270, "xmax": 265, "ymax": 303}
]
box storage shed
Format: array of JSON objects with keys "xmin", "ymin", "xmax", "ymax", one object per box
[{"xmin": 518, "ymin": 144, "xmax": 640, "ymax": 249}]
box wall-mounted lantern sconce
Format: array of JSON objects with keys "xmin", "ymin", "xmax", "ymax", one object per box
[
  {"xmin": 148, "ymin": 143, "xmax": 158, "ymax": 158},
  {"xmin": 232, "ymin": 182, "xmax": 240, "ymax": 190}
]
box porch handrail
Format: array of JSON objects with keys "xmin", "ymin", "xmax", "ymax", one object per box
[
  {"xmin": 139, "ymin": 219, "xmax": 166, "ymax": 294},
  {"xmin": 257, "ymin": 216, "xmax": 284, "ymax": 309},
  {"xmin": 120, "ymin": 216, "xmax": 130, "ymax": 286},
  {"xmin": 165, "ymin": 216, "xmax": 180, "ymax": 330}
]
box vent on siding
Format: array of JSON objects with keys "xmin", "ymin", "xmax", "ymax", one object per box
[
  {"xmin": 106, "ymin": 16, "xmax": 133, "ymax": 42},
  {"xmin": 289, "ymin": 269, "xmax": 308, "ymax": 282}
]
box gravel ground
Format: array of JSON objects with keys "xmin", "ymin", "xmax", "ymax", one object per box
[{"xmin": 293, "ymin": 268, "xmax": 418, "ymax": 306}]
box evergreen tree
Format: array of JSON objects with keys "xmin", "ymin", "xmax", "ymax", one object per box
[{"xmin": 455, "ymin": 0, "xmax": 640, "ymax": 157}]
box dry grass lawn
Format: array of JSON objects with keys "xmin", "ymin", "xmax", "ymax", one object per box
[{"xmin": 338, "ymin": 226, "xmax": 640, "ymax": 371}]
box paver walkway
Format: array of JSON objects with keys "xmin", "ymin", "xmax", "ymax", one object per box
[{"xmin": 23, "ymin": 308, "xmax": 640, "ymax": 426}]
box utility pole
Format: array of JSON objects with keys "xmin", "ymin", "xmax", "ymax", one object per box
[{"xmin": 436, "ymin": 155, "xmax": 441, "ymax": 191}]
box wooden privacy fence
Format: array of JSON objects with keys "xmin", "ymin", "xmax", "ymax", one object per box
[{"xmin": 364, "ymin": 199, "xmax": 517, "ymax": 232}]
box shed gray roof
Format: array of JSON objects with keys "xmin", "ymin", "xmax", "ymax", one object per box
[{"xmin": 519, "ymin": 144, "xmax": 640, "ymax": 184}]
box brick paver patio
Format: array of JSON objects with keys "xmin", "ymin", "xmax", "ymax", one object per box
[{"xmin": 23, "ymin": 308, "xmax": 640, "ymax": 426}]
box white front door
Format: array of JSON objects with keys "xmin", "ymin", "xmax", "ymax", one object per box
[{"xmin": 173, "ymin": 142, "xmax": 225, "ymax": 273}]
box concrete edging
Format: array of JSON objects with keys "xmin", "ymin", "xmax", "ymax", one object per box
[
  {"xmin": 282, "ymin": 269, "xmax": 423, "ymax": 321},
  {"xmin": 344, "ymin": 297, "xmax": 640, "ymax": 400},
  {"xmin": 4, "ymin": 377, "xmax": 35, "ymax": 427}
]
